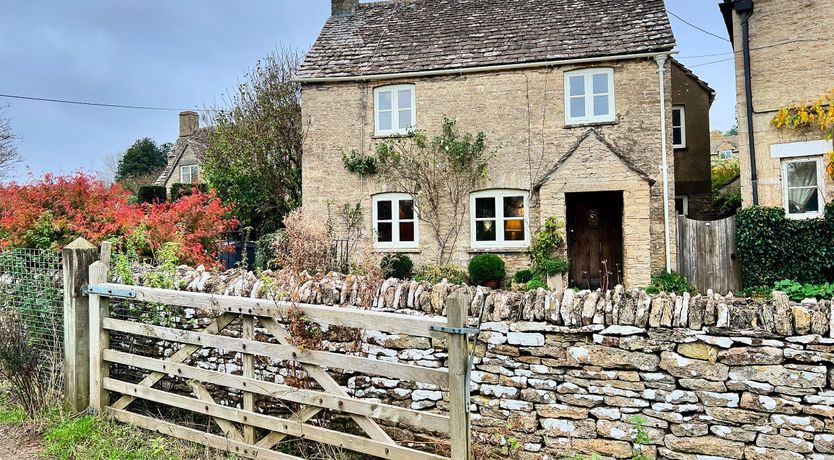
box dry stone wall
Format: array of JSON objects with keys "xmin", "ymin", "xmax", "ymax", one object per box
[{"xmin": 117, "ymin": 266, "xmax": 834, "ymax": 459}]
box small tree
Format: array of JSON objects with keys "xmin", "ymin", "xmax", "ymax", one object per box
[
  {"xmin": 115, "ymin": 137, "xmax": 169, "ymax": 183},
  {"xmin": 0, "ymin": 107, "xmax": 21, "ymax": 179},
  {"xmin": 375, "ymin": 117, "xmax": 490, "ymax": 264}
]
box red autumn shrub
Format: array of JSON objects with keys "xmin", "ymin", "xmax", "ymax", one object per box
[{"xmin": 0, "ymin": 173, "xmax": 237, "ymax": 267}]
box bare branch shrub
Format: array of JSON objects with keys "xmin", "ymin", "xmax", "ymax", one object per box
[
  {"xmin": 0, "ymin": 312, "xmax": 59, "ymax": 417},
  {"xmin": 273, "ymin": 208, "xmax": 333, "ymax": 273},
  {"xmin": 0, "ymin": 106, "xmax": 21, "ymax": 179}
]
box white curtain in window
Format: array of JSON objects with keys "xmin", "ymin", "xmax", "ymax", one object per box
[{"xmin": 787, "ymin": 161, "xmax": 818, "ymax": 213}]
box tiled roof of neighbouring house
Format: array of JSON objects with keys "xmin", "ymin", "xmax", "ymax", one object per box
[{"xmin": 298, "ymin": 0, "xmax": 676, "ymax": 80}]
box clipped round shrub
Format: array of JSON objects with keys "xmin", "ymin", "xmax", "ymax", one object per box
[
  {"xmin": 513, "ymin": 269, "xmax": 535, "ymax": 284},
  {"xmin": 468, "ymin": 253, "xmax": 506, "ymax": 286},
  {"xmin": 381, "ymin": 254, "xmax": 414, "ymax": 279},
  {"xmin": 137, "ymin": 185, "xmax": 167, "ymax": 204},
  {"xmin": 540, "ymin": 257, "xmax": 569, "ymax": 276}
]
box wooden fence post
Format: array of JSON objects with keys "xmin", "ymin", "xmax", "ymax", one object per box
[
  {"xmin": 88, "ymin": 261, "xmax": 110, "ymax": 414},
  {"xmin": 447, "ymin": 291, "xmax": 472, "ymax": 460},
  {"xmin": 62, "ymin": 237, "xmax": 99, "ymax": 412}
]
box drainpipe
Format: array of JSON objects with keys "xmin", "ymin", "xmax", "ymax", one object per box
[
  {"xmin": 655, "ymin": 55, "xmax": 672, "ymax": 273},
  {"xmin": 735, "ymin": 0, "xmax": 759, "ymax": 205}
]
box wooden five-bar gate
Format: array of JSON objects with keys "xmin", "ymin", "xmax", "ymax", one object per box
[{"xmin": 85, "ymin": 260, "xmax": 473, "ymax": 460}]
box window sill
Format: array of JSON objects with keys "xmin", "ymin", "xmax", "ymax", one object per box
[
  {"xmin": 564, "ymin": 120, "xmax": 618, "ymax": 129},
  {"xmin": 374, "ymin": 247, "xmax": 422, "ymax": 254},
  {"xmin": 372, "ymin": 133, "xmax": 413, "ymax": 140},
  {"xmin": 467, "ymin": 247, "xmax": 529, "ymax": 254},
  {"xmin": 784, "ymin": 212, "xmax": 822, "ymax": 220}
]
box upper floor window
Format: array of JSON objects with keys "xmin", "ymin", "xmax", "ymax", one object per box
[
  {"xmin": 718, "ymin": 149, "xmax": 734, "ymax": 160},
  {"xmin": 564, "ymin": 68, "xmax": 615, "ymax": 125},
  {"xmin": 672, "ymin": 106, "xmax": 686, "ymax": 149},
  {"xmin": 374, "ymin": 84, "xmax": 415, "ymax": 136},
  {"xmin": 180, "ymin": 165, "xmax": 199, "ymax": 184},
  {"xmin": 372, "ymin": 193, "xmax": 418, "ymax": 248},
  {"xmin": 470, "ymin": 190, "xmax": 529, "ymax": 248},
  {"xmin": 783, "ymin": 158, "xmax": 824, "ymax": 219}
]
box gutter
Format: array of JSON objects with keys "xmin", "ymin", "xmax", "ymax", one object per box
[
  {"xmin": 734, "ymin": 0, "xmax": 759, "ymax": 205},
  {"xmin": 295, "ymin": 50, "xmax": 676, "ymax": 83}
]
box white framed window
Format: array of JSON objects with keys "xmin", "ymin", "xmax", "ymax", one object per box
[
  {"xmin": 180, "ymin": 165, "xmax": 199, "ymax": 184},
  {"xmin": 782, "ymin": 157, "xmax": 824, "ymax": 219},
  {"xmin": 718, "ymin": 149, "xmax": 734, "ymax": 160},
  {"xmin": 675, "ymin": 195, "xmax": 689, "ymax": 217},
  {"xmin": 564, "ymin": 68, "xmax": 615, "ymax": 125},
  {"xmin": 372, "ymin": 193, "xmax": 419, "ymax": 248},
  {"xmin": 470, "ymin": 190, "xmax": 530, "ymax": 248},
  {"xmin": 672, "ymin": 106, "xmax": 686, "ymax": 149},
  {"xmin": 374, "ymin": 84, "xmax": 416, "ymax": 136}
]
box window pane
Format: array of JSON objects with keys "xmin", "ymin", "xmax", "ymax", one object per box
[
  {"xmin": 399, "ymin": 199, "xmax": 414, "ymax": 219},
  {"xmin": 569, "ymin": 75, "xmax": 585, "ymax": 97},
  {"xmin": 398, "ymin": 109, "xmax": 412, "ymax": 130},
  {"xmin": 788, "ymin": 188, "xmax": 819, "ymax": 214},
  {"xmin": 475, "ymin": 197, "xmax": 495, "ymax": 218},
  {"xmin": 504, "ymin": 219, "xmax": 525, "ymax": 241},
  {"xmin": 673, "ymin": 128, "xmax": 682, "ymax": 146},
  {"xmin": 397, "ymin": 89, "xmax": 412, "ymax": 109},
  {"xmin": 399, "ymin": 222, "xmax": 415, "ymax": 242},
  {"xmin": 476, "ymin": 220, "xmax": 496, "ymax": 241},
  {"xmin": 503, "ymin": 196, "xmax": 525, "ymax": 217},
  {"xmin": 378, "ymin": 111, "xmax": 392, "ymax": 131},
  {"xmin": 787, "ymin": 161, "xmax": 818, "ymax": 187},
  {"xmin": 377, "ymin": 223, "xmax": 393, "ymax": 242},
  {"xmin": 378, "ymin": 91, "xmax": 392, "ymax": 110},
  {"xmin": 191, "ymin": 166, "xmax": 199, "ymax": 182},
  {"xmin": 672, "ymin": 109, "xmax": 682, "ymax": 127},
  {"xmin": 592, "ymin": 73, "xmax": 608, "ymax": 94},
  {"xmin": 570, "ymin": 97, "xmax": 586, "ymax": 118},
  {"xmin": 377, "ymin": 200, "xmax": 392, "ymax": 221},
  {"xmin": 593, "ymin": 95, "xmax": 609, "ymax": 116}
]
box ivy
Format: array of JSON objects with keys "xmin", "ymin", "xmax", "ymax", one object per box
[{"xmin": 341, "ymin": 150, "xmax": 378, "ymax": 177}]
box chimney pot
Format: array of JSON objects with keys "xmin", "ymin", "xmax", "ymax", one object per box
[
  {"xmin": 332, "ymin": 0, "xmax": 359, "ymax": 17},
  {"xmin": 179, "ymin": 111, "xmax": 198, "ymax": 137}
]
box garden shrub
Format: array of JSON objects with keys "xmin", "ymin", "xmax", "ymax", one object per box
[
  {"xmin": 255, "ymin": 231, "xmax": 282, "ymax": 270},
  {"xmin": 512, "ymin": 269, "xmax": 535, "ymax": 284},
  {"xmin": 272, "ymin": 208, "xmax": 332, "ymax": 273},
  {"xmin": 540, "ymin": 257, "xmax": 569, "ymax": 276},
  {"xmin": 414, "ymin": 264, "xmax": 467, "ymax": 284},
  {"xmin": 525, "ymin": 277, "xmax": 546, "ymax": 291},
  {"xmin": 381, "ymin": 254, "xmax": 413, "ymax": 279},
  {"xmin": 736, "ymin": 205, "xmax": 834, "ymax": 287},
  {"xmin": 169, "ymin": 182, "xmax": 209, "ymax": 201},
  {"xmin": 650, "ymin": 270, "xmax": 696, "ymax": 294},
  {"xmin": 0, "ymin": 313, "xmax": 56, "ymax": 418},
  {"xmin": 774, "ymin": 279, "xmax": 834, "ymax": 302},
  {"xmin": 530, "ymin": 216, "xmax": 565, "ymax": 267},
  {"xmin": 468, "ymin": 253, "xmax": 506, "ymax": 286},
  {"xmin": 136, "ymin": 185, "xmax": 167, "ymax": 204}
]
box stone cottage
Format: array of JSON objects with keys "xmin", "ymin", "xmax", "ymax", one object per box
[
  {"xmin": 154, "ymin": 111, "xmax": 208, "ymax": 192},
  {"xmin": 720, "ymin": 0, "xmax": 834, "ymax": 218},
  {"xmin": 299, "ymin": 0, "xmax": 713, "ymax": 288}
]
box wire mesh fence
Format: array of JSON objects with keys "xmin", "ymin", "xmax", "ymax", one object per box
[{"xmin": 0, "ymin": 248, "xmax": 64, "ymax": 384}]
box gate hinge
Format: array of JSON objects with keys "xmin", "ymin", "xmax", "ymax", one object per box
[
  {"xmin": 82, "ymin": 285, "xmax": 136, "ymax": 299},
  {"xmin": 429, "ymin": 325, "xmax": 480, "ymax": 335}
]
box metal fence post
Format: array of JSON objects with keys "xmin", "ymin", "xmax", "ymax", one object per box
[
  {"xmin": 447, "ymin": 290, "xmax": 472, "ymax": 460},
  {"xmin": 61, "ymin": 237, "xmax": 99, "ymax": 412}
]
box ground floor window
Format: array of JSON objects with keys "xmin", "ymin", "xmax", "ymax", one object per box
[
  {"xmin": 675, "ymin": 195, "xmax": 689, "ymax": 217},
  {"xmin": 470, "ymin": 190, "xmax": 529, "ymax": 248},
  {"xmin": 372, "ymin": 193, "xmax": 418, "ymax": 248},
  {"xmin": 782, "ymin": 157, "xmax": 823, "ymax": 218}
]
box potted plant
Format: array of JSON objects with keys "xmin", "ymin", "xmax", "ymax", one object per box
[
  {"xmin": 541, "ymin": 257, "xmax": 569, "ymax": 291},
  {"xmin": 468, "ymin": 253, "xmax": 506, "ymax": 288}
]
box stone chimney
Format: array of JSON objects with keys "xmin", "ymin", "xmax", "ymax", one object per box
[
  {"xmin": 179, "ymin": 111, "xmax": 199, "ymax": 137},
  {"xmin": 332, "ymin": 0, "xmax": 359, "ymax": 17}
]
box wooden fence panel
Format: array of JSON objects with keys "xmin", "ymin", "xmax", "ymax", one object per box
[{"xmin": 676, "ymin": 215, "xmax": 740, "ymax": 294}]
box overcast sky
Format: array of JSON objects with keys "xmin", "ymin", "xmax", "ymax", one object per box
[{"xmin": 0, "ymin": 0, "xmax": 736, "ymax": 182}]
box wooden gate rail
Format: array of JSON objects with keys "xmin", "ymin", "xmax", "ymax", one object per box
[{"xmin": 86, "ymin": 261, "xmax": 472, "ymax": 460}]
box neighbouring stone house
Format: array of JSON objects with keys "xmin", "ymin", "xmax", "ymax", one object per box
[
  {"xmin": 711, "ymin": 134, "xmax": 739, "ymax": 163},
  {"xmin": 720, "ymin": 0, "xmax": 834, "ymax": 218},
  {"xmin": 154, "ymin": 111, "xmax": 207, "ymax": 192},
  {"xmin": 670, "ymin": 59, "xmax": 716, "ymax": 220},
  {"xmin": 299, "ymin": 0, "xmax": 714, "ymax": 289}
]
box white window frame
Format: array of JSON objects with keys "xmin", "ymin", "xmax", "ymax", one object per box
[
  {"xmin": 672, "ymin": 106, "xmax": 686, "ymax": 149},
  {"xmin": 470, "ymin": 190, "xmax": 530, "ymax": 249},
  {"xmin": 564, "ymin": 68, "xmax": 616, "ymax": 125},
  {"xmin": 782, "ymin": 157, "xmax": 825, "ymax": 219},
  {"xmin": 180, "ymin": 164, "xmax": 199, "ymax": 184},
  {"xmin": 675, "ymin": 195, "xmax": 689, "ymax": 217},
  {"xmin": 372, "ymin": 193, "xmax": 419, "ymax": 249},
  {"xmin": 718, "ymin": 149, "xmax": 734, "ymax": 160},
  {"xmin": 374, "ymin": 84, "xmax": 416, "ymax": 136}
]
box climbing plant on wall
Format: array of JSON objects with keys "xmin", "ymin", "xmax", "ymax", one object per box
[{"xmin": 772, "ymin": 89, "xmax": 834, "ymax": 179}]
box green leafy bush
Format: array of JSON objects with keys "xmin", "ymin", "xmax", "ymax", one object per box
[
  {"xmin": 468, "ymin": 253, "xmax": 506, "ymax": 286},
  {"xmin": 341, "ymin": 149, "xmax": 378, "ymax": 176},
  {"xmin": 136, "ymin": 185, "xmax": 167, "ymax": 204},
  {"xmin": 381, "ymin": 254, "xmax": 414, "ymax": 279},
  {"xmin": 513, "ymin": 269, "xmax": 535, "ymax": 284},
  {"xmin": 650, "ymin": 270, "xmax": 696, "ymax": 294},
  {"xmin": 525, "ymin": 278, "xmax": 546, "ymax": 291},
  {"xmin": 530, "ymin": 216, "xmax": 565, "ymax": 266},
  {"xmin": 169, "ymin": 182, "xmax": 209, "ymax": 201},
  {"xmin": 540, "ymin": 257, "xmax": 569, "ymax": 276},
  {"xmin": 736, "ymin": 205, "xmax": 834, "ymax": 288},
  {"xmin": 255, "ymin": 231, "xmax": 282, "ymax": 270},
  {"xmin": 414, "ymin": 264, "xmax": 467, "ymax": 284},
  {"xmin": 774, "ymin": 280, "xmax": 834, "ymax": 301}
]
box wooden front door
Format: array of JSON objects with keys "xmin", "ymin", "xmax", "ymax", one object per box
[{"xmin": 566, "ymin": 191, "xmax": 624, "ymax": 289}]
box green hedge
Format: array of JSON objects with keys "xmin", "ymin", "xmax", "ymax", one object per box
[
  {"xmin": 736, "ymin": 203, "xmax": 834, "ymax": 287},
  {"xmin": 170, "ymin": 183, "xmax": 209, "ymax": 201},
  {"xmin": 136, "ymin": 185, "xmax": 167, "ymax": 204}
]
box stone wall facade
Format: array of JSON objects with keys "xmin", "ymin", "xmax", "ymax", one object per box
[
  {"xmin": 729, "ymin": 0, "xmax": 834, "ymax": 210},
  {"xmin": 301, "ymin": 57, "xmax": 677, "ymax": 287},
  {"xmin": 116, "ymin": 267, "xmax": 834, "ymax": 459}
]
